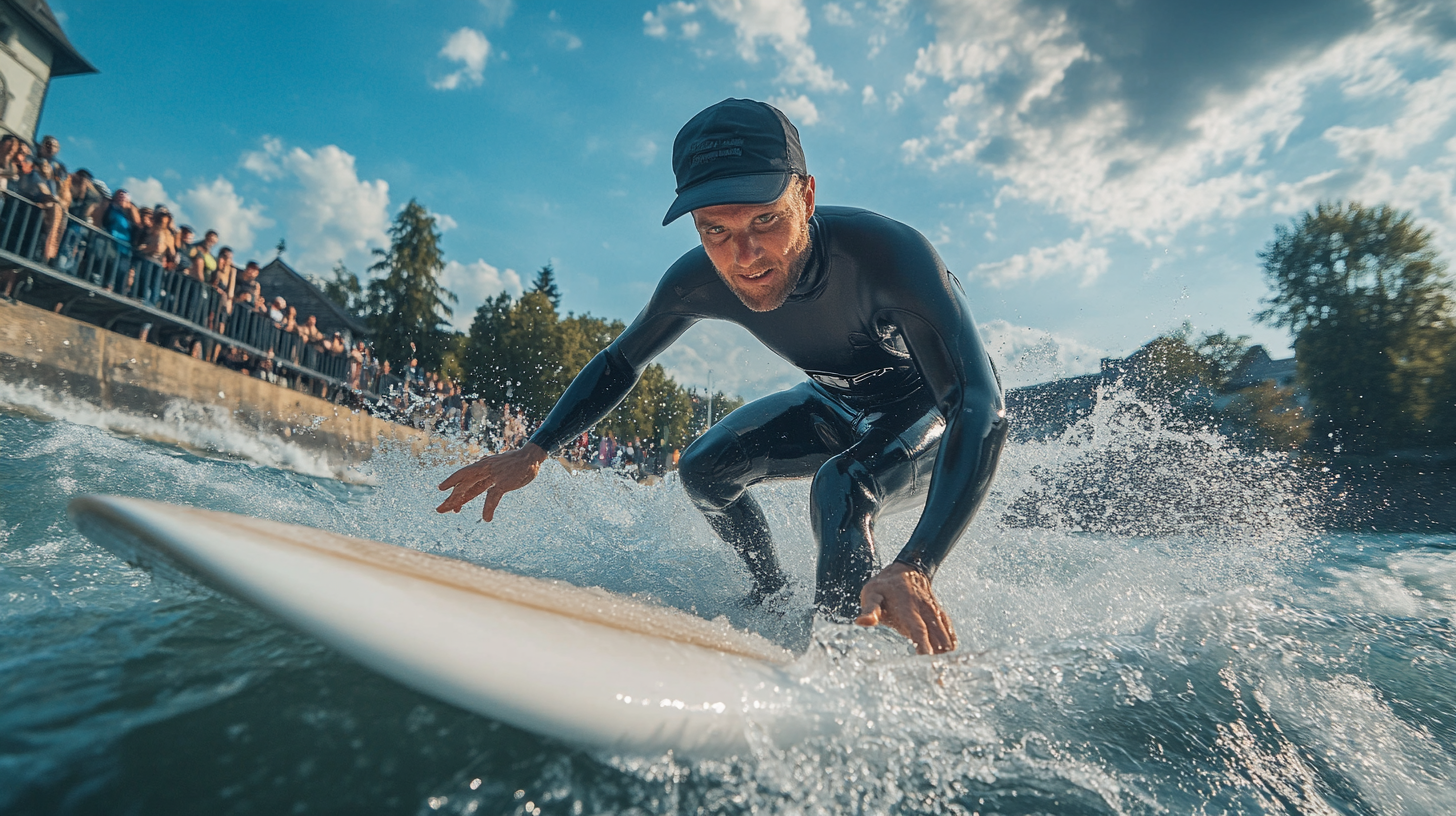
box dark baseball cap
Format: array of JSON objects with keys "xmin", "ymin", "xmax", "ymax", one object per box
[{"xmin": 662, "ymin": 98, "xmax": 807, "ymax": 226}]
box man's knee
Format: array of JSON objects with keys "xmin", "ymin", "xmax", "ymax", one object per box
[
  {"xmin": 678, "ymin": 427, "xmax": 751, "ymax": 511},
  {"xmin": 810, "ymin": 454, "xmax": 881, "ymax": 523}
]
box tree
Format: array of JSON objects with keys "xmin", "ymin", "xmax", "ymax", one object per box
[
  {"xmin": 364, "ymin": 199, "xmax": 458, "ymax": 372},
  {"xmin": 316, "ymin": 261, "xmax": 364, "ymax": 318},
  {"xmin": 1195, "ymin": 330, "xmax": 1252, "ymax": 391},
  {"xmin": 532, "ymin": 263, "xmax": 562, "ymax": 309},
  {"xmin": 457, "ymin": 285, "xmax": 736, "ymax": 450},
  {"xmin": 1257, "ymin": 202, "xmax": 1453, "ymax": 451}
]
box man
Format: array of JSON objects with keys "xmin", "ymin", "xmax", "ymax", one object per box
[{"xmin": 437, "ymin": 99, "xmax": 1006, "ymax": 655}]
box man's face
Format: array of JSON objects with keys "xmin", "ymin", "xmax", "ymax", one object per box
[{"xmin": 691, "ymin": 176, "xmax": 816, "ymax": 313}]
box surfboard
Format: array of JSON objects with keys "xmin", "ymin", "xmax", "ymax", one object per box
[{"xmin": 69, "ymin": 495, "xmax": 820, "ymax": 757}]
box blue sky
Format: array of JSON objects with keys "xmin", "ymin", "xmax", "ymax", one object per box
[{"xmin": 41, "ymin": 0, "xmax": 1456, "ymax": 397}]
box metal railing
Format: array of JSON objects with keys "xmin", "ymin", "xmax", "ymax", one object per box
[{"xmin": 0, "ymin": 189, "xmax": 380, "ymax": 396}]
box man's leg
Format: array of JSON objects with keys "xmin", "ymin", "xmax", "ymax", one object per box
[
  {"xmin": 810, "ymin": 393, "xmax": 946, "ymax": 618},
  {"xmin": 678, "ymin": 382, "xmax": 856, "ymax": 602}
]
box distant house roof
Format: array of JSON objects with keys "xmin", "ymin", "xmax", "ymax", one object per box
[
  {"xmin": 1227, "ymin": 345, "xmax": 1297, "ymax": 391},
  {"xmin": 5, "ymin": 0, "xmax": 97, "ymax": 76},
  {"xmin": 257, "ymin": 258, "xmax": 368, "ymax": 338}
]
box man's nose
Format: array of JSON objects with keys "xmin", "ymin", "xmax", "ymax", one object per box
[{"xmin": 731, "ymin": 232, "xmax": 762, "ymax": 266}]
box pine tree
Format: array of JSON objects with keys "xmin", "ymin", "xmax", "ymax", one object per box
[
  {"xmin": 316, "ymin": 261, "xmax": 364, "ymax": 318},
  {"xmin": 532, "ymin": 263, "xmax": 562, "ymax": 309},
  {"xmin": 364, "ymin": 199, "xmax": 458, "ymax": 372}
]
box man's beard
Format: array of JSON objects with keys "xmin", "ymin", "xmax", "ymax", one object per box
[{"xmin": 715, "ymin": 224, "xmax": 813, "ymax": 313}]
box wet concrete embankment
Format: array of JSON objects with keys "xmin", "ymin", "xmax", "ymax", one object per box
[{"xmin": 0, "ymin": 299, "xmax": 425, "ymax": 478}]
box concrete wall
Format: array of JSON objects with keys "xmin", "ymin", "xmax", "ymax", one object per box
[{"xmin": 0, "ymin": 299, "xmax": 427, "ymax": 476}]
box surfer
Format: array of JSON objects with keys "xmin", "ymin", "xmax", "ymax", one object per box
[{"xmin": 438, "ymin": 99, "xmax": 1007, "ymax": 655}]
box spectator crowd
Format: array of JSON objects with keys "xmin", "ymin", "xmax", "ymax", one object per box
[
  {"xmin": 0, "ymin": 133, "xmax": 401, "ymax": 404},
  {"xmin": 0, "ymin": 133, "xmax": 685, "ymax": 475}
]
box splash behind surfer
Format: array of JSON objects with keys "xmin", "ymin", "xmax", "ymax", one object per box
[{"xmin": 437, "ymin": 99, "xmax": 1007, "ymax": 655}]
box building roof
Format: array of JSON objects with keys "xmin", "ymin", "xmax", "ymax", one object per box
[
  {"xmin": 257, "ymin": 258, "xmax": 368, "ymax": 338},
  {"xmin": 1226, "ymin": 345, "xmax": 1297, "ymax": 391},
  {"xmin": 5, "ymin": 0, "xmax": 96, "ymax": 76}
]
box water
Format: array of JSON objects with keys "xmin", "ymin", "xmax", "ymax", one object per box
[{"xmin": 2, "ymin": 385, "xmax": 1455, "ymax": 815}]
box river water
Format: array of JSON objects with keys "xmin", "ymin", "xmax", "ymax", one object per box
[{"xmin": 2, "ymin": 383, "xmax": 1454, "ymax": 815}]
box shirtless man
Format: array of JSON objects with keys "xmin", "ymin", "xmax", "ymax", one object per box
[{"xmin": 437, "ymin": 99, "xmax": 1006, "ymax": 654}]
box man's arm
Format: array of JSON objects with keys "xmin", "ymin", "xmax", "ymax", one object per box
[
  {"xmin": 854, "ymin": 223, "xmax": 1008, "ymax": 653},
  {"xmin": 437, "ymin": 259, "xmax": 702, "ymax": 518}
]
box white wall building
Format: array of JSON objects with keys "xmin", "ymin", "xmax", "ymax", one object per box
[{"xmin": 0, "ymin": 0, "xmax": 93, "ymax": 144}]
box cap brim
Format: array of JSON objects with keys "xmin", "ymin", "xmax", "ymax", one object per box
[{"xmin": 662, "ymin": 172, "xmax": 792, "ymax": 226}]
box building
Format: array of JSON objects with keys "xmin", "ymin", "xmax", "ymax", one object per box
[
  {"xmin": 0, "ymin": 0, "xmax": 95, "ymax": 143},
  {"xmin": 1225, "ymin": 345, "xmax": 1298, "ymax": 391},
  {"xmin": 1006, "ymin": 343, "xmax": 1299, "ymax": 440},
  {"xmin": 257, "ymin": 258, "xmax": 368, "ymax": 346}
]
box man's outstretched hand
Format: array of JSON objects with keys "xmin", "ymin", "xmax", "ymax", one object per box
[
  {"xmin": 856, "ymin": 562, "xmax": 958, "ymax": 655},
  {"xmin": 436, "ymin": 443, "xmax": 549, "ymax": 521}
]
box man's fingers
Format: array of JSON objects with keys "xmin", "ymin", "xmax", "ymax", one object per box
[
  {"xmin": 438, "ymin": 466, "xmax": 480, "ymax": 491},
  {"xmin": 480, "ymin": 488, "xmax": 505, "ymax": 522},
  {"xmin": 435, "ymin": 477, "xmax": 492, "ymax": 513},
  {"xmin": 856, "ymin": 590, "xmax": 885, "ymax": 627},
  {"xmin": 906, "ymin": 616, "xmax": 934, "ymax": 656}
]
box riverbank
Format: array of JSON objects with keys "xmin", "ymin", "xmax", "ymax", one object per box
[{"xmin": 0, "ymin": 299, "xmax": 425, "ymax": 480}]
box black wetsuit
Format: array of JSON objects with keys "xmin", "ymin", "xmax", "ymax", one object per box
[{"xmin": 529, "ymin": 206, "xmax": 1008, "ymax": 617}]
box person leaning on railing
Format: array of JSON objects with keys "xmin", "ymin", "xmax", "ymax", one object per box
[
  {"xmin": 86, "ymin": 189, "xmax": 140, "ymax": 294},
  {"xmin": 0, "ymin": 135, "xmax": 21, "ymax": 190},
  {"xmin": 134, "ymin": 207, "xmax": 177, "ymax": 306},
  {"xmin": 209, "ymin": 247, "xmax": 235, "ymax": 329},
  {"xmin": 31, "ymin": 137, "xmax": 71, "ymax": 264}
]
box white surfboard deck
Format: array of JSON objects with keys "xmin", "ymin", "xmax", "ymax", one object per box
[{"xmin": 69, "ymin": 495, "xmax": 822, "ymax": 757}]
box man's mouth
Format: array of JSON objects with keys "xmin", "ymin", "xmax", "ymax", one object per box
[{"xmin": 740, "ymin": 267, "xmax": 773, "ymax": 282}]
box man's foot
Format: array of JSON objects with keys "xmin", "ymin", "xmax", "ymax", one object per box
[
  {"xmin": 745, "ymin": 576, "xmax": 790, "ymax": 608},
  {"xmin": 740, "ymin": 584, "xmax": 813, "ymax": 652}
]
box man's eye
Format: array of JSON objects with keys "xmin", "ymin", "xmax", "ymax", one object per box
[{"xmin": 756, "ymin": 214, "xmax": 776, "ymax": 224}]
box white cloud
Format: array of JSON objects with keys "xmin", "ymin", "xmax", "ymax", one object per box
[
  {"xmin": 441, "ymin": 259, "xmax": 525, "ymax": 329},
  {"xmin": 644, "ymin": 2, "xmax": 698, "ymax": 39},
  {"xmin": 654, "ymin": 321, "xmax": 802, "ymax": 400},
  {"xmin": 120, "ymin": 176, "xmax": 184, "ymax": 219},
  {"xmin": 703, "ymin": 0, "xmax": 847, "ymax": 92},
  {"xmin": 178, "ymin": 177, "xmax": 273, "ymax": 253},
  {"xmin": 768, "ymin": 93, "xmax": 819, "ymax": 126},
  {"xmin": 477, "ymin": 0, "xmax": 514, "ymax": 27},
  {"xmin": 240, "ymin": 136, "xmax": 285, "ymax": 180},
  {"xmin": 432, "ymin": 211, "xmax": 459, "ymax": 231},
  {"xmin": 823, "ymin": 2, "xmax": 854, "ymax": 27},
  {"xmin": 647, "ymin": 0, "xmax": 845, "ymax": 92},
  {"xmin": 630, "ymin": 138, "xmax": 659, "ymax": 165},
  {"xmin": 972, "ymin": 235, "xmax": 1109, "ymax": 288},
  {"xmin": 241, "ymin": 138, "xmax": 391, "ymax": 276},
  {"xmin": 898, "ymin": 0, "xmax": 1456, "ymax": 252},
  {"xmin": 861, "ymin": 85, "xmax": 878, "ymax": 105},
  {"xmin": 978, "ymin": 319, "xmax": 1106, "ymax": 388},
  {"xmin": 433, "ymin": 27, "xmax": 491, "ymax": 90},
  {"xmin": 550, "ymin": 30, "xmax": 583, "ymax": 50}
]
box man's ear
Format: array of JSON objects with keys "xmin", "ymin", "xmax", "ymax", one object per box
[{"xmin": 802, "ymin": 175, "xmax": 816, "ymax": 218}]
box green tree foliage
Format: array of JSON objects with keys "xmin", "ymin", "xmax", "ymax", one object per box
[
  {"xmin": 1257, "ymin": 202, "xmax": 1453, "ymax": 451},
  {"xmin": 1219, "ymin": 382, "xmax": 1311, "ymax": 451},
  {"xmin": 364, "ymin": 200, "xmax": 458, "ymax": 372},
  {"xmin": 315, "ymin": 261, "xmax": 364, "ymax": 318},
  {"xmin": 1194, "ymin": 330, "xmax": 1252, "ymax": 391},
  {"xmin": 459, "ymin": 288, "xmax": 722, "ymax": 450},
  {"xmin": 1117, "ymin": 327, "xmax": 1309, "ymax": 450},
  {"xmin": 532, "ymin": 263, "xmax": 562, "ymax": 309}
]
